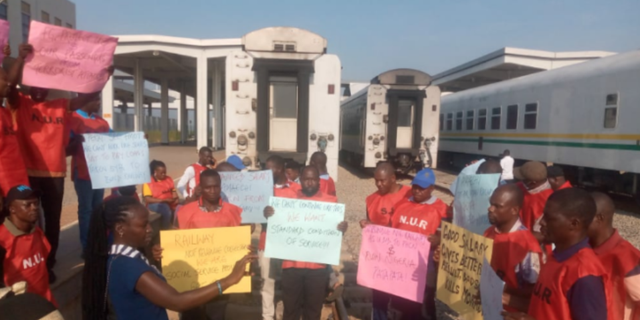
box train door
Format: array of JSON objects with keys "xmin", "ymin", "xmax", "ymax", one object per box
[
  {"xmin": 269, "ymin": 75, "xmax": 298, "ymax": 151},
  {"xmin": 396, "ymin": 99, "xmax": 416, "ymax": 149}
]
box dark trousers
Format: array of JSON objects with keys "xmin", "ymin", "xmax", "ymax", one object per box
[
  {"xmin": 282, "ymin": 268, "xmax": 329, "ymax": 320},
  {"xmin": 181, "ymin": 295, "xmax": 229, "ymax": 320},
  {"xmin": 28, "ymin": 177, "xmax": 64, "ymax": 270},
  {"xmin": 372, "ymin": 289, "xmax": 392, "ymax": 320},
  {"xmin": 391, "ymin": 286, "xmax": 436, "ymax": 320}
]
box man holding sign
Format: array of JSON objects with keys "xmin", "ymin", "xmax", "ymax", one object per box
[
  {"xmin": 264, "ymin": 165, "xmax": 348, "ymax": 320},
  {"xmin": 7, "ymin": 43, "xmax": 114, "ymax": 264}
]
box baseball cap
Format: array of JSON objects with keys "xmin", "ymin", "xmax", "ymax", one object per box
[
  {"xmin": 412, "ymin": 168, "xmax": 436, "ymax": 188},
  {"xmin": 227, "ymin": 155, "xmax": 246, "ymax": 170},
  {"xmin": 514, "ymin": 161, "xmax": 547, "ymax": 182},
  {"xmin": 5, "ymin": 185, "xmax": 40, "ymax": 206}
]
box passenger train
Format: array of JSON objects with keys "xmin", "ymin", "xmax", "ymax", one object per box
[
  {"xmin": 225, "ymin": 27, "xmax": 342, "ymax": 180},
  {"xmin": 439, "ymin": 50, "xmax": 640, "ymax": 196},
  {"xmin": 340, "ymin": 69, "xmax": 441, "ymax": 172}
]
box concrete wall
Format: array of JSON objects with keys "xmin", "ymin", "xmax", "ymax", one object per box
[{"xmin": 2, "ymin": 0, "xmax": 76, "ymax": 53}]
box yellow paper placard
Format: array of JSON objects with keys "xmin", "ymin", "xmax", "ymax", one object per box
[
  {"xmin": 160, "ymin": 226, "xmax": 251, "ymax": 293},
  {"xmin": 436, "ymin": 221, "xmax": 494, "ymax": 320}
]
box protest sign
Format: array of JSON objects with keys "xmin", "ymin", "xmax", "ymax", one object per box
[
  {"xmin": 22, "ymin": 21, "xmax": 118, "ymax": 93},
  {"xmin": 449, "ymin": 159, "xmax": 485, "ymax": 194},
  {"xmin": 436, "ymin": 222, "xmax": 494, "ymax": 320},
  {"xmin": 160, "ymin": 226, "xmax": 251, "ymax": 293},
  {"xmin": 453, "ymin": 173, "xmax": 501, "ymax": 235},
  {"xmin": 219, "ymin": 170, "xmax": 273, "ymax": 223},
  {"xmin": 264, "ymin": 197, "xmax": 345, "ymax": 265},
  {"xmin": 82, "ymin": 132, "xmax": 150, "ymax": 189},
  {"xmin": 0, "ymin": 20, "xmax": 9, "ymax": 61},
  {"xmin": 480, "ymin": 257, "xmax": 505, "ymax": 320},
  {"xmin": 357, "ymin": 225, "xmax": 431, "ymax": 302}
]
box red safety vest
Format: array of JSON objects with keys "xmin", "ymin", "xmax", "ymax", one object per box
[
  {"xmin": 390, "ymin": 197, "xmax": 448, "ymax": 236},
  {"xmin": 319, "ymin": 176, "xmax": 337, "ymax": 196},
  {"xmin": 147, "ymin": 177, "xmax": 177, "ymax": 210},
  {"xmin": 176, "ymin": 198, "xmax": 242, "ymax": 229},
  {"xmin": 365, "ymin": 185, "xmax": 411, "ymax": 226},
  {"xmin": 520, "ymin": 188, "xmax": 553, "ymax": 231},
  {"xmin": 594, "ymin": 229, "xmax": 640, "ymax": 320},
  {"xmin": 0, "ymin": 108, "xmax": 29, "ymax": 196},
  {"xmin": 528, "ymin": 247, "xmax": 612, "ymax": 320},
  {"xmin": 186, "ymin": 163, "xmax": 208, "ymax": 196},
  {"xmin": 0, "ymin": 222, "xmax": 55, "ymax": 305}
]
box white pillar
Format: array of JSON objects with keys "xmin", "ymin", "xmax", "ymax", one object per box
[
  {"xmin": 180, "ymin": 85, "xmax": 187, "ymax": 144},
  {"xmin": 101, "ymin": 74, "xmax": 114, "ymax": 128},
  {"xmin": 210, "ymin": 62, "xmax": 218, "ymax": 149},
  {"xmin": 196, "ymin": 56, "xmax": 208, "ymax": 149},
  {"xmin": 212, "ymin": 61, "xmax": 223, "ymax": 150},
  {"xmin": 160, "ymin": 78, "xmax": 169, "ymax": 145},
  {"xmin": 134, "ymin": 59, "xmax": 144, "ymax": 132}
]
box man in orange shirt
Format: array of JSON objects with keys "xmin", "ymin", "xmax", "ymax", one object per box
[
  {"xmin": 174, "ymin": 169, "xmax": 243, "ymax": 320},
  {"xmin": 310, "ymin": 152, "xmax": 336, "ymax": 196},
  {"xmin": 0, "ymin": 67, "xmax": 28, "ymax": 198},
  {"xmin": 7, "ymin": 44, "xmax": 111, "ymax": 275},
  {"xmin": 514, "ymin": 161, "xmax": 553, "ymax": 245},
  {"xmin": 359, "ymin": 162, "xmax": 410, "ymax": 320},
  {"xmin": 547, "ymin": 166, "xmax": 572, "ymax": 191},
  {"xmin": 588, "ymin": 192, "xmax": 640, "ymax": 320},
  {"xmin": 265, "ymin": 166, "xmax": 347, "ymax": 320}
]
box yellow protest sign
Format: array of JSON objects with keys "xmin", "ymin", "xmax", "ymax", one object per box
[
  {"xmin": 436, "ymin": 221, "xmax": 494, "ymax": 320},
  {"xmin": 160, "ymin": 226, "xmax": 251, "ymax": 293}
]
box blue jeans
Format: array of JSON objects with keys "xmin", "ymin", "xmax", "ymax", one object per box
[
  {"xmin": 74, "ymin": 178, "xmax": 105, "ymax": 250},
  {"xmin": 147, "ymin": 203, "xmax": 173, "ymax": 230}
]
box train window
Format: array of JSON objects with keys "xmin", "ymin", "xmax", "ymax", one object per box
[
  {"xmin": 396, "ymin": 75, "xmax": 415, "ymax": 84},
  {"xmin": 477, "ymin": 109, "xmax": 487, "ymax": 130},
  {"xmin": 270, "ymin": 76, "xmax": 298, "ymax": 118},
  {"xmin": 446, "ymin": 113, "xmax": 453, "ymax": 131},
  {"xmin": 524, "ymin": 103, "xmax": 538, "ymax": 129},
  {"xmin": 604, "ymin": 93, "xmax": 618, "ymax": 128},
  {"xmin": 439, "ymin": 114, "xmax": 444, "ymax": 131},
  {"xmin": 456, "ymin": 112, "xmax": 463, "ymax": 131},
  {"xmin": 466, "ymin": 110, "xmax": 474, "ymax": 130},
  {"xmin": 491, "ymin": 107, "xmax": 501, "ymax": 130},
  {"xmin": 398, "ymin": 100, "xmax": 414, "ymax": 127},
  {"xmin": 506, "ymin": 105, "xmax": 518, "ymax": 130}
]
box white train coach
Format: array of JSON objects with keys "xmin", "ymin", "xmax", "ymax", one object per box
[
  {"xmin": 340, "ymin": 69, "xmax": 441, "ymax": 172},
  {"xmin": 439, "ymin": 50, "xmax": 640, "ymax": 195},
  {"xmin": 225, "ymin": 27, "xmax": 342, "ymax": 179}
]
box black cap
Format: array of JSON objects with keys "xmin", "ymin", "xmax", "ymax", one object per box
[
  {"xmin": 546, "ymin": 166, "xmax": 565, "ymax": 178},
  {"xmin": 5, "ymin": 185, "xmax": 41, "ymax": 206}
]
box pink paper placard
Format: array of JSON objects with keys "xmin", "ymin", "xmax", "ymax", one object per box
[
  {"xmin": 22, "ymin": 21, "xmax": 118, "ymax": 93},
  {"xmin": 0, "ymin": 20, "xmax": 9, "ymax": 61},
  {"xmin": 357, "ymin": 225, "xmax": 431, "ymax": 303}
]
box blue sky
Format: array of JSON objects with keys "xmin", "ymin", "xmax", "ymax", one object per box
[{"xmin": 74, "ymin": 0, "xmax": 639, "ymax": 81}]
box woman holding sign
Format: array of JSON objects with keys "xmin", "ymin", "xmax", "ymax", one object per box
[{"xmin": 82, "ymin": 196, "xmax": 256, "ymax": 320}]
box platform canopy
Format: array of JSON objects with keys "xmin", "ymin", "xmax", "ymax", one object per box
[{"xmin": 432, "ymin": 47, "xmax": 615, "ymax": 92}]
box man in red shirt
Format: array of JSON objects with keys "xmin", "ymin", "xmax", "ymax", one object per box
[
  {"xmin": 547, "ymin": 166, "xmax": 572, "ymax": 191},
  {"xmin": 0, "ymin": 69, "xmax": 28, "ymax": 197},
  {"xmin": 359, "ymin": 162, "xmax": 410, "ymax": 320},
  {"xmin": 484, "ymin": 184, "xmax": 542, "ymax": 312},
  {"xmin": 260, "ymin": 155, "xmax": 299, "ymax": 320},
  {"xmin": 0, "ymin": 185, "xmax": 54, "ymax": 304},
  {"xmin": 176, "ymin": 147, "xmax": 216, "ymax": 202},
  {"xmin": 310, "ymin": 152, "xmax": 337, "ymax": 196},
  {"xmin": 503, "ymin": 188, "xmax": 612, "ymax": 320},
  {"xmin": 264, "ymin": 166, "xmax": 347, "ymax": 320},
  {"xmin": 514, "ymin": 161, "xmax": 554, "ymax": 245},
  {"xmin": 172, "ymin": 169, "xmax": 244, "ymax": 319},
  {"xmin": 7, "ymin": 44, "xmax": 109, "ymax": 273},
  {"xmin": 588, "ymin": 192, "xmax": 640, "ymax": 320}
]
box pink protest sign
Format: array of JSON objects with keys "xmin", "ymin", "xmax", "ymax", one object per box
[
  {"xmin": 0, "ymin": 20, "xmax": 9, "ymax": 61},
  {"xmin": 22, "ymin": 21, "xmax": 118, "ymax": 93},
  {"xmin": 357, "ymin": 225, "xmax": 431, "ymax": 303}
]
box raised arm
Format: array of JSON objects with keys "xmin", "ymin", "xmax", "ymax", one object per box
[
  {"xmin": 135, "ymin": 255, "xmax": 255, "ymax": 312},
  {"xmin": 7, "ymin": 44, "xmax": 33, "ymax": 108}
]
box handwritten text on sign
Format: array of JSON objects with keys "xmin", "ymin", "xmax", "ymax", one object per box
[
  {"xmin": 357, "ymin": 225, "xmax": 431, "ymax": 302},
  {"xmin": 0, "ymin": 20, "xmax": 9, "ymax": 61},
  {"xmin": 219, "ymin": 171, "xmax": 273, "ymax": 223},
  {"xmin": 264, "ymin": 197, "xmax": 345, "ymax": 265},
  {"xmin": 453, "ymin": 174, "xmax": 500, "ymax": 235},
  {"xmin": 160, "ymin": 226, "xmax": 251, "ymax": 293},
  {"xmin": 23, "ymin": 21, "xmax": 118, "ymax": 93},
  {"xmin": 82, "ymin": 132, "xmax": 150, "ymax": 189},
  {"xmin": 436, "ymin": 222, "xmax": 494, "ymax": 320}
]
